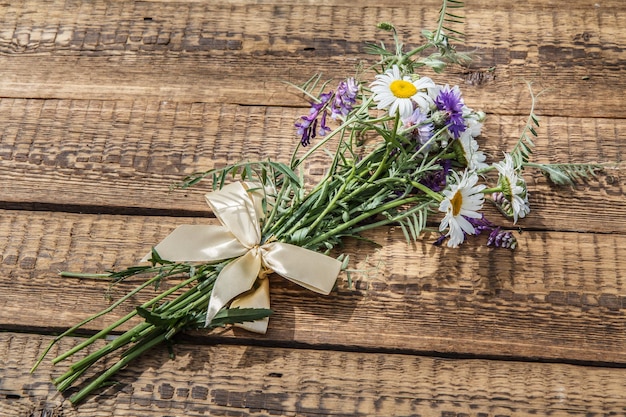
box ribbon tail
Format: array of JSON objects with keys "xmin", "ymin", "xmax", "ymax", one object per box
[
  {"xmin": 261, "ymin": 242, "xmax": 341, "ymax": 295},
  {"xmin": 205, "ymin": 249, "xmax": 262, "ymax": 327},
  {"xmin": 230, "ymin": 278, "xmax": 271, "ymax": 334},
  {"xmin": 141, "ymin": 224, "xmax": 247, "ymax": 262}
]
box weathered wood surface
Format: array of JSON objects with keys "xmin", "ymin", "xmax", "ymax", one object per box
[
  {"xmin": 0, "ymin": 333, "xmax": 626, "ymax": 417},
  {"xmin": 5, "ymin": 332, "xmax": 626, "ymax": 417},
  {"xmin": 1, "ymin": 0, "xmax": 625, "ymax": 415},
  {"xmin": 1, "ymin": 0, "xmax": 626, "ymax": 117}
]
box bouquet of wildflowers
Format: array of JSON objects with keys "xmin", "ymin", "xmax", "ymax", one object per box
[{"xmin": 32, "ymin": 0, "xmax": 604, "ymax": 404}]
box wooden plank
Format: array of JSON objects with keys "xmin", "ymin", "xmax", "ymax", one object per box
[
  {"xmin": 0, "ymin": 1, "xmax": 625, "ymax": 116},
  {"xmin": 3, "ymin": 331, "xmax": 626, "ymax": 416},
  {"xmin": 0, "ymin": 0, "xmax": 623, "ymax": 415},
  {"xmin": 0, "ymin": 97, "xmax": 623, "ymax": 232},
  {"xmin": 1, "ymin": 209, "xmax": 625, "ymax": 363}
]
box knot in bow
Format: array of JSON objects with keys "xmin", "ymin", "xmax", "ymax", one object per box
[{"xmin": 143, "ymin": 182, "xmax": 341, "ymax": 334}]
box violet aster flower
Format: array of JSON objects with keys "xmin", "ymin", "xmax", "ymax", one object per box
[
  {"xmin": 435, "ymin": 85, "xmax": 466, "ymax": 139},
  {"xmin": 331, "ymin": 78, "xmax": 359, "ymax": 119}
]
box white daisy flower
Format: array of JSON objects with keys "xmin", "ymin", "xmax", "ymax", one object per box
[
  {"xmin": 493, "ymin": 153, "xmax": 530, "ymax": 223},
  {"xmin": 370, "ymin": 65, "xmax": 435, "ymax": 119},
  {"xmin": 458, "ymin": 129, "xmax": 488, "ymax": 171},
  {"xmin": 438, "ymin": 170, "xmax": 486, "ymax": 248},
  {"xmin": 463, "ymin": 109, "xmax": 485, "ymax": 137}
]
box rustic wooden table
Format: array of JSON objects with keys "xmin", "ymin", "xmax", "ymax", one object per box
[{"xmin": 1, "ymin": 0, "xmax": 625, "ymax": 416}]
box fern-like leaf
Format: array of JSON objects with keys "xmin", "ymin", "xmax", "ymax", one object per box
[
  {"xmin": 526, "ymin": 162, "xmax": 604, "ymax": 186},
  {"xmin": 509, "ymin": 82, "xmax": 541, "ymax": 169},
  {"xmin": 434, "ymin": 0, "xmax": 466, "ymax": 44},
  {"xmin": 391, "ymin": 204, "xmax": 430, "ymax": 244}
]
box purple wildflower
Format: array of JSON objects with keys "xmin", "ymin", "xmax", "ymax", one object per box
[
  {"xmin": 403, "ymin": 108, "xmax": 434, "ymax": 147},
  {"xmin": 296, "ymin": 78, "xmax": 360, "ymax": 146},
  {"xmin": 470, "ymin": 214, "xmax": 518, "ymax": 249},
  {"xmin": 435, "ymin": 86, "xmax": 466, "ymax": 139},
  {"xmin": 433, "ymin": 234, "xmax": 447, "ymax": 246},
  {"xmin": 466, "ymin": 214, "xmax": 496, "ymax": 235},
  {"xmin": 295, "ymin": 91, "xmax": 333, "ymax": 146},
  {"xmin": 487, "ymin": 227, "xmax": 518, "ymax": 249},
  {"xmin": 420, "ymin": 159, "xmax": 451, "ymax": 192},
  {"xmin": 331, "ymin": 78, "xmax": 359, "ymax": 119}
]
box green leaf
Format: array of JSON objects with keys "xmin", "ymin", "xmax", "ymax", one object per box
[
  {"xmin": 136, "ymin": 307, "xmax": 178, "ymax": 328},
  {"xmin": 209, "ymin": 307, "xmax": 273, "ymax": 328},
  {"xmin": 268, "ymin": 161, "xmax": 302, "ymax": 186},
  {"xmin": 146, "ymin": 247, "xmax": 173, "ymax": 266},
  {"xmin": 340, "ymin": 254, "xmax": 350, "ymax": 270},
  {"xmin": 538, "ymin": 165, "xmax": 573, "ymax": 185},
  {"xmin": 291, "ymin": 227, "xmax": 310, "ymax": 244}
]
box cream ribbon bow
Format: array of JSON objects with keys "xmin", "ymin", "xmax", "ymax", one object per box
[{"xmin": 143, "ymin": 181, "xmax": 341, "ymax": 334}]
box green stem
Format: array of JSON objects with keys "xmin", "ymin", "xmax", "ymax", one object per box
[
  {"xmin": 52, "ymin": 311, "xmax": 141, "ymax": 366},
  {"xmin": 368, "ymin": 145, "xmax": 392, "ymax": 183},
  {"xmin": 403, "ymin": 43, "xmax": 434, "ymax": 60},
  {"xmin": 54, "ymin": 321, "xmax": 152, "ymax": 390},
  {"xmin": 268, "ymin": 188, "xmax": 328, "ymax": 239},
  {"xmin": 349, "ymin": 201, "xmax": 434, "ymax": 235},
  {"xmin": 50, "ymin": 272, "xmax": 198, "ymax": 365},
  {"xmin": 306, "ymin": 169, "xmax": 355, "ymax": 234},
  {"xmin": 261, "ymin": 181, "xmax": 291, "ymax": 235},
  {"xmin": 481, "ymin": 186, "xmax": 502, "ymax": 195},
  {"xmin": 69, "ymin": 331, "xmax": 168, "ymax": 405},
  {"xmin": 476, "ymin": 165, "xmax": 496, "ymax": 175},
  {"xmin": 408, "ymin": 180, "xmax": 444, "ymax": 202},
  {"xmin": 32, "ymin": 269, "xmax": 170, "ymax": 373},
  {"xmin": 306, "ymin": 195, "xmax": 422, "ymax": 247},
  {"xmin": 56, "ymin": 266, "xmax": 217, "ymax": 390}
]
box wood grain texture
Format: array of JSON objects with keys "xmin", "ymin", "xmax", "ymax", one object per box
[
  {"xmin": 1, "ymin": 209, "xmax": 624, "ymax": 363},
  {"xmin": 0, "ymin": 1, "xmax": 625, "ymax": 117},
  {"xmin": 3, "ymin": 332, "xmax": 626, "ymax": 417}
]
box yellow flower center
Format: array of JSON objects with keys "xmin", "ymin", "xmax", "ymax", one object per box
[
  {"xmin": 450, "ymin": 190, "xmax": 463, "ymax": 216},
  {"xmin": 390, "ymin": 80, "xmax": 417, "ymax": 99}
]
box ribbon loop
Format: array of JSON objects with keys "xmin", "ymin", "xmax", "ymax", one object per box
[
  {"xmin": 143, "ymin": 181, "xmax": 341, "ymax": 334},
  {"xmin": 141, "ymin": 225, "xmax": 247, "ymax": 263},
  {"xmin": 205, "ymin": 182, "xmax": 261, "ymax": 248}
]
